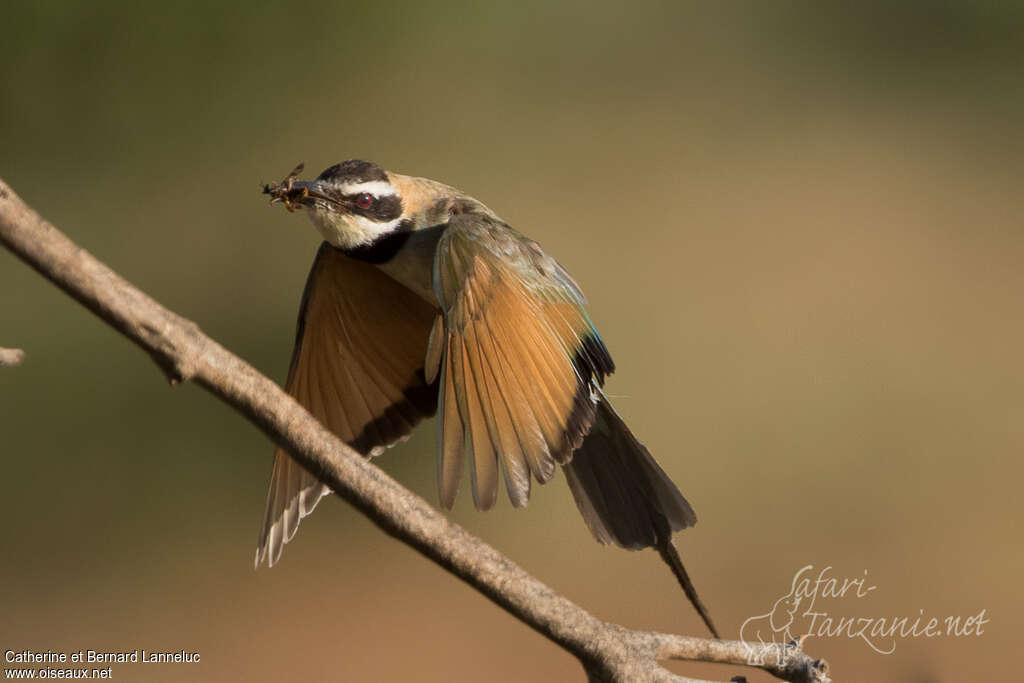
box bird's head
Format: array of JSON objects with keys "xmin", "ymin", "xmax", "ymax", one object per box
[{"xmin": 264, "ymin": 160, "xmax": 466, "ymax": 250}]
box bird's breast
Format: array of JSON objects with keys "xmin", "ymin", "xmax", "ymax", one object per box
[{"xmin": 372, "ymin": 224, "xmax": 446, "ymax": 307}]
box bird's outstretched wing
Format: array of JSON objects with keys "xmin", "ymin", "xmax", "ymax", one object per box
[
  {"xmin": 256, "ymin": 242, "xmax": 437, "ymax": 567},
  {"xmin": 428, "ymin": 212, "xmax": 713, "ymax": 635},
  {"xmin": 427, "ymin": 211, "xmax": 615, "ymax": 510}
]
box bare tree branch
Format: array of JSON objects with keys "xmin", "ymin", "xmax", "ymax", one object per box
[
  {"xmin": 0, "ymin": 178, "xmax": 831, "ymax": 683},
  {"xmin": 0, "ymin": 347, "xmax": 25, "ymax": 366}
]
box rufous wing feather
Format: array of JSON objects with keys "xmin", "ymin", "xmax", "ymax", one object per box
[
  {"xmin": 432, "ymin": 213, "xmax": 614, "ymax": 509},
  {"xmin": 256, "ymin": 242, "xmax": 437, "ymax": 567}
]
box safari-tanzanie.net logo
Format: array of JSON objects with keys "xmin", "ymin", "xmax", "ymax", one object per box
[{"xmin": 739, "ymin": 565, "xmax": 988, "ymax": 664}]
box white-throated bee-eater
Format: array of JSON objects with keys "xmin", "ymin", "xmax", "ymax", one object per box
[{"xmin": 258, "ymin": 160, "xmax": 718, "ymax": 637}]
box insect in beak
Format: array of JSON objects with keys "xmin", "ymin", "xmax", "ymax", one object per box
[
  {"xmin": 263, "ymin": 162, "xmax": 309, "ymax": 212},
  {"xmin": 263, "ymin": 162, "xmax": 342, "ymax": 213}
]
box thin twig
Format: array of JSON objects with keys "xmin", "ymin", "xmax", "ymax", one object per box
[
  {"xmin": 0, "ymin": 347, "xmax": 25, "ymax": 366},
  {"xmin": 0, "ymin": 178, "xmax": 830, "ymax": 683}
]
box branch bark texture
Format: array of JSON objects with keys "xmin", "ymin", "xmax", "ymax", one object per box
[{"xmin": 0, "ymin": 178, "xmax": 830, "ymax": 683}]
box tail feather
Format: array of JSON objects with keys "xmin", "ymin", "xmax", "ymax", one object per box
[
  {"xmin": 564, "ymin": 395, "xmax": 718, "ymax": 637},
  {"xmin": 658, "ymin": 541, "xmax": 720, "ymax": 638},
  {"xmin": 564, "ymin": 396, "xmax": 695, "ymax": 547}
]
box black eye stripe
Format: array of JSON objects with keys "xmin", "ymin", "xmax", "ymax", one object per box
[{"xmin": 342, "ymin": 193, "xmax": 403, "ymax": 222}]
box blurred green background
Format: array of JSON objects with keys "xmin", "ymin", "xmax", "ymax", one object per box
[{"xmin": 2, "ymin": 2, "xmax": 1022, "ymax": 681}]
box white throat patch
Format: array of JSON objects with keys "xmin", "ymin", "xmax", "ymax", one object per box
[{"xmin": 307, "ymin": 209, "xmax": 404, "ymax": 249}]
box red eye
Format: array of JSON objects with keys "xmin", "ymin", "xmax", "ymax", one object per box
[{"xmin": 356, "ymin": 193, "xmax": 374, "ymax": 209}]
